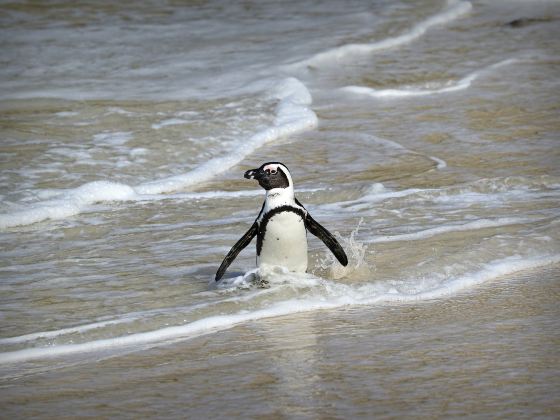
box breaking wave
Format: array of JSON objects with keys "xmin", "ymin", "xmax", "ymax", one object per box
[
  {"xmin": 0, "ymin": 254, "xmax": 558, "ymax": 365},
  {"xmin": 285, "ymin": 0, "xmax": 472, "ymax": 70},
  {"xmin": 0, "ymin": 78, "xmax": 317, "ymax": 229},
  {"xmin": 341, "ymin": 59, "xmax": 517, "ymax": 99}
]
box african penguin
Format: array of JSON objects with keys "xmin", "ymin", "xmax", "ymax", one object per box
[{"xmin": 215, "ymin": 162, "xmax": 348, "ymax": 281}]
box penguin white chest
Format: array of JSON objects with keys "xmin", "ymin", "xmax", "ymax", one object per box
[{"xmin": 259, "ymin": 211, "xmax": 308, "ymax": 272}]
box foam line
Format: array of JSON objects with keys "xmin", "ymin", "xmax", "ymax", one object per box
[
  {"xmin": 136, "ymin": 189, "xmax": 264, "ymax": 202},
  {"xmin": 151, "ymin": 118, "xmax": 188, "ymax": 130},
  {"xmin": 134, "ymin": 78, "xmax": 317, "ymax": 195},
  {"xmin": 286, "ymin": 0, "xmax": 472, "ymax": 70},
  {"xmin": 369, "ymin": 217, "xmax": 532, "ymax": 243},
  {"xmin": 430, "ymin": 156, "xmax": 447, "ymax": 169},
  {"xmin": 0, "ymin": 78, "xmax": 317, "ymax": 229},
  {"xmin": 0, "ymin": 187, "xmax": 269, "ymax": 230},
  {"xmin": 0, "ymin": 302, "xmax": 339, "ymax": 365},
  {"xmin": 136, "ymin": 186, "xmax": 324, "ymax": 203},
  {"xmin": 325, "ymin": 175, "xmax": 560, "ymax": 213},
  {"xmin": 341, "ymin": 59, "xmax": 517, "ymax": 99},
  {"xmin": 0, "ymin": 319, "xmax": 136, "ymax": 345},
  {"xmin": 0, "ymin": 181, "xmax": 138, "ymax": 229},
  {"xmin": 0, "ymin": 184, "xmax": 323, "ymax": 230},
  {"xmin": 403, "ymin": 254, "xmax": 560, "ymax": 300},
  {"xmin": 0, "ymin": 299, "xmax": 224, "ymax": 346},
  {"xmin": 0, "ymin": 254, "xmax": 558, "ymax": 365},
  {"xmin": 318, "ymin": 185, "xmax": 424, "ymax": 213}
]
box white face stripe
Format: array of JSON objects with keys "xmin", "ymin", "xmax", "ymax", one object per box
[{"xmin": 263, "ymin": 164, "xmax": 280, "ymax": 173}]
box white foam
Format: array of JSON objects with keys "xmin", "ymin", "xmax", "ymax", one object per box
[
  {"xmin": 129, "ymin": 148, "xmax": 148, "ymax": 157},
  {"xmin": 137, "ymin": 189, "xmax": 263, "ymax": 202},
  {"xmin": 133, "ymin": 78, "xmax": 317, "ymax": 195},
  {"xmin": 0, "ymin": 185, "xmax": 326, "ymax": 229},
  {"xmin": 341, "ymin": 59, "xmax": 516, "ymax": 99},
  {"xmin": 136, "ymin": 186, "xmax": 323, "ymax": 203},
  {"xmin": 398, "ymin": 254, "xmax": 560, "ymax": 300},
  {"xmin": 0, "ymin": 78, "xmax": 317, "ymax": 228},
  {"xmin": 370, "ymin": 217, "xmax": 532, "ymax": 243},
  {"xmin": 0, "ymin": 319, "xmax": 135, "ymax": 345},
  {"xmin": 0, "ymin": 181, "xmax": 137, "ymax": 229},
  {"xmin": 106, "ymin": 107, "xmax": 135, "ymax": 116},
  {"xmin": 55, "ymin": 111, "xmax": 79, "ymax": 117},
  {"xmin": 0, "ymin": 254, "xmax": 557, "ymax": 364},
  {"xmin": 93, "ymin": 131, "xmax": 133, "ymax": 146},
  {"xmin": 151, "ymin": 118, "xmax": 188, "ymax": 130},
  {"xmin": 48, "ymin": 148, "xmax": 93, "ymax": 161},
  {"xmin": 430, "ymin": 156, "xmax": 447, "ymax": 169},
  {"xmin": 326, "ymin": 176, "xmax": 560, "ymax": 213},
  {"xmin": 321, "ymin": 184, "xmax": 424, "ymax": 212},
  {"xmin": 286, "ymin": 0, "xmax": 472, "ymax": 70}
]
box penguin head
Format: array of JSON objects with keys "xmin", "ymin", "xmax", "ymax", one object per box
[{"xmin": 244, "ymin": 162, "xmax": 293, "ymax": 191}]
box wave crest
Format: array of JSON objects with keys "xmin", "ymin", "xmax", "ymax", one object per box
[
  {"xmin": 284, "ymin": 0, "xmax": 472, "ymax": 70},
  {"xmin": 0, "ymin": 78, "xmax": 317, "ymax": 229}
]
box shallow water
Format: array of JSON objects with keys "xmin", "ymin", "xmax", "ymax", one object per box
[
  {"xmin": 1, "ymin": 0, "xmax": 559, "ymax": 417},
  {"xmin": 2, "ymin": 266, "xmax": 558, "ymax": 418}
]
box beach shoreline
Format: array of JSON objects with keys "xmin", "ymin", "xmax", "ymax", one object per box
[{"xmin": 2, "ymin": 264, "xmax": 558, "ymax": 418}]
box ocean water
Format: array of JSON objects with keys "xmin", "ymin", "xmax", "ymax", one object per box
[{"xmin": 1, "ymin": 0, "xmax": 559, "ymax": 417}]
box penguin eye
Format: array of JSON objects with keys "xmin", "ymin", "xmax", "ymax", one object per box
[{"xmin": 270, "ymin": 169, "xmax": 277, "ymax": 174}]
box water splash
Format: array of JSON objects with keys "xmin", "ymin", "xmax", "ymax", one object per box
[
  {"xmin": 213, "ymin": 265, "xmax": 322, "ymax": 291},
  {"xmin": 314, "ymin": 218, "xmax": 372, "ymax": 280}
]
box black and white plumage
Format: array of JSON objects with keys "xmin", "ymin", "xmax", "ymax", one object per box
[{"xmin": 215, "ymin": 162, "xmax": 348, "ymax": 281}]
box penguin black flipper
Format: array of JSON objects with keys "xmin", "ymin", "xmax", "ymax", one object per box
[
  {"xmin": 305, "ymin": 214, "xmax": 348, "ymax": 266},
  {"xmin": 215, "ymin": 222, "xmax": 258, "ymax": 282},
  {"xmin": 295, "ymin": 199, "xmax": 348, "ymax": 266}
]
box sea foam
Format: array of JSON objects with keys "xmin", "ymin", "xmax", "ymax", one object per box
[
  {"xmin": 341, "ymin": 59, "xmax": 517, "ymax": 99},
  {"xmin": 0, "ymin": 254, "xmax": 557, "ymax": 365},
  {"xmin": 131, "ymin": 77, "xmax": 317, "ymax": 195},
  {"xmin": 369, "ymin": 217, "xmax": 532, "ymax": 243},
  {"xmin": 0, "ymin": 181, "xmax": 137, "ymax": 229},
  {"xmin": 0, "ymin": 78, "xmax": 317, "ymax": 229},
  {"xmin": 285, "ymin": 0, "xmax": 472, "ymax": 70}
]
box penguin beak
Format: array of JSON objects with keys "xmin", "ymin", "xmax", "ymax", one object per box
[{"xmin": 244, "ymin": 168, "xmax": 261, "ymax": 180}]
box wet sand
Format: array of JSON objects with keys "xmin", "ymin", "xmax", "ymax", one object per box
[{"xmin": 2, "ymin": 264, "xmax": 558, "ymax": 419}]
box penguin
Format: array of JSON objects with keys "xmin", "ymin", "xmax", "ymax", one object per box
[{"xmin": 215, "ymin": 162, "xmax": 348, "ymax": 281}]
